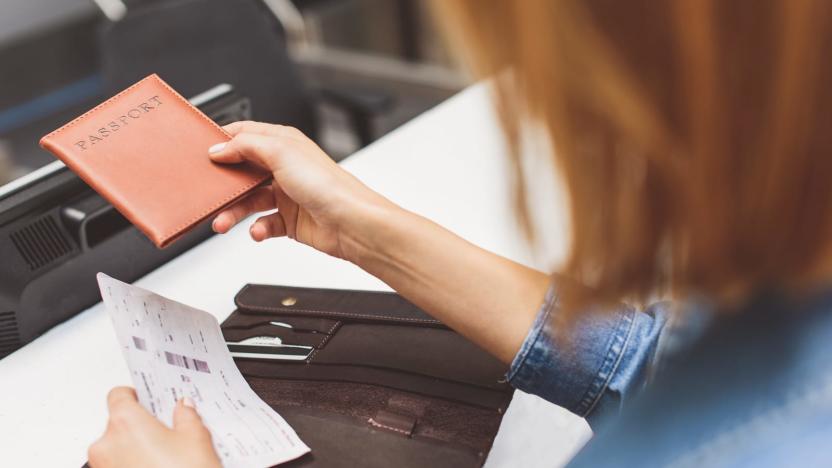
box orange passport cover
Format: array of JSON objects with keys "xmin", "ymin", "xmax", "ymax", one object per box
[{"xmin": 39, "ymin": 74, "xmax": 269, "ymax": 248}]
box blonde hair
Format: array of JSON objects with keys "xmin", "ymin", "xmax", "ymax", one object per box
[{"xmin": 433, "ymin": 0, "xmax": 832, "ymax": 312}]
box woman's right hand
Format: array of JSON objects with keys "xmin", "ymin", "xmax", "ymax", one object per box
[
  {"xmin": 210, "ymin": 122, "xmax": 550, "ymax": 365},
  {"xmin": 208, "ymin": 121, "xmax": 393, "ymax": 262}
]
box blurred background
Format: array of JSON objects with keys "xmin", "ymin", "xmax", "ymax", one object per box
[{"xmin": 0, "ymin": 0, "xmax": 468, "ymax": 186}]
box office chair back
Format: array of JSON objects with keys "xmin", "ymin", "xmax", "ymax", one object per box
[{"xmin": 98, "ymin": 0, "xmax": 317, "ymax": 137}]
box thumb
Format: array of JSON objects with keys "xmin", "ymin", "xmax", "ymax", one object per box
[
  {"xmin": 208, "ymin": 132, "xmax": 284, "ymax": 172},
  {"xmin": 173, "ymin": 398, "xmax": 207, "ymax": 433}
]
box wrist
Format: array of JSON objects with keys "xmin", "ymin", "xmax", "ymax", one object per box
[{"xmin": 337, "ymin": 194, "xmax": 410, "ymax": 268}]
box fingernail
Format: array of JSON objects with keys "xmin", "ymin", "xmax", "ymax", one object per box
[
  {"xmin": 182, "ymin": 397, "xmax": 195, "ymax": 408},
  {"xmin": 208, "ymin": 142, "xmax": 227, "ymax": 154},
  {"xmin": 250, "ymin": 224, "xmax": 265, "ymax": 242},
  {"xmin": 212, "ymin": 217, "xmax": 223, "ymax": 233}
]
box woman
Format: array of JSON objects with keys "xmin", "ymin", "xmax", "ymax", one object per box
[{"xmin": 88, "ymin": 1, "xmax": 832, "ymax": 466}]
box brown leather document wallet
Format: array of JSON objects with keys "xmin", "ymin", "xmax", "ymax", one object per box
[
  {"xmin": 221, "ymin": 284, "xmax": 514, "ymax": 468},
  {"xmin": 39, "ymin": 74, "xmax": 269, "ymax": 248}
]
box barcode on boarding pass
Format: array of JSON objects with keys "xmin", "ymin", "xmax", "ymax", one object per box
[{"xmin": 164, "ymin": 351, "xmax": 210, "ymax": 373}]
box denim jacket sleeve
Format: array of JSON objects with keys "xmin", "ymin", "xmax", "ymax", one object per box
[{"xmin": 506, "ymin": 284, "xmax": 677, "ymax": 428}]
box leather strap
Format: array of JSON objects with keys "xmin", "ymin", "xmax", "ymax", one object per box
[{"xmin": 235, "ymin": 284, "xmax": 446, "ymax": 328}]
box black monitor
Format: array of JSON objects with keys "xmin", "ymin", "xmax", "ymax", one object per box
[{"xmin": 0, "ymin": 84, "xmax": 251, "ymax": 359}]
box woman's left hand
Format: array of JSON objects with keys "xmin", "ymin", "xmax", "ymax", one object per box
[{"xmin": 88, "ymin": 387, "xmax": 221, "ymax": 468}]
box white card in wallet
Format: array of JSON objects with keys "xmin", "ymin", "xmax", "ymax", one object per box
[{"xmin": 97, "ymin": 273, "xmax": 310, "ymax": 468}]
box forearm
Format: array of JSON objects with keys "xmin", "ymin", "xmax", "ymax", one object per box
[
  {"xmin": 339, "ymin": 201, "xmax": 686, "ymax": 426},
  {"xmin": 342, "ymin": 202, "xmax": 550, "ymax": 364}
]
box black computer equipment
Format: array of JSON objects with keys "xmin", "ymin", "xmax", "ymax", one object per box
[{"xmin": 0, "ymin": 85, "xmax": 249, "ymax": 359}]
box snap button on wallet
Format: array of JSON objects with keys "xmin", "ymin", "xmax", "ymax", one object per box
[{"xmin": 39, "ymin": 74, "xmax": 270, "ymax": 248}]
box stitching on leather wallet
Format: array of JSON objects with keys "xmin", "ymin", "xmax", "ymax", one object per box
[
  {"xmin": 323, "ymin": 321, "xmax": 341, "ymax": 336},
  {"xmin": 238, "ymin": 302, "xmax": 442, "ymax": 324},
  {"xmin": 304, "ymin": 321, "xmax": 340, "ymax": 362},
  {"xmin": 303, "ymin": 321, "xmax": 339, "ymax": 363},
  {"xmin": 318, "ymin": 322, "xmax": 341, "ymax": 346},
  {"xmin": 367, "ymin": 418, "xmax": 411, "ymax": 435}
]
